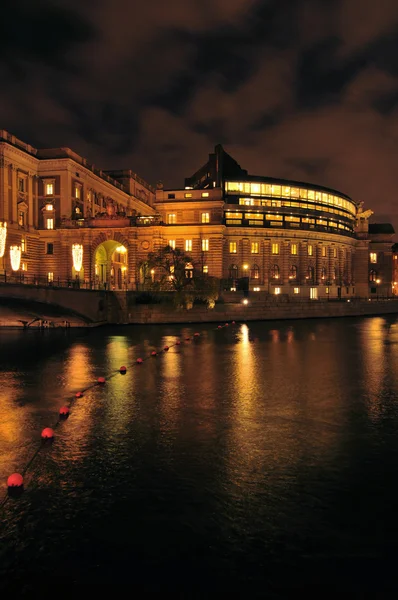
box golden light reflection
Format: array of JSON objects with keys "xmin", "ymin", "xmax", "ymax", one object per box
[
  {"xmin": 360, "ymin": 318, "xmax": 386, "ymax": 422},
  {"xmin": 64, "ymin": 344, "xmax": 93, "ymax": 391},
  {"xmin": 0, "ymin": 221, "xmax": 7, "ymax": 258}
]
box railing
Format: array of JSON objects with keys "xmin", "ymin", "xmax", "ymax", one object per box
[
  {"xmin": 0, "ymin": 272, "xmax": 129, "ymax": 291},
  {"xmin": 59, "ymin": 215, "xmax": 163, "ymax": 229}
]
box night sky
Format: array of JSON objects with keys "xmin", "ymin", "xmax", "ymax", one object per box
[{"xmin": 2, "ymin": 0, "xmax": 398, "ymax": 231}]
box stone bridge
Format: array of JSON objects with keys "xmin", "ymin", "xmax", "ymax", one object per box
[{"xmin": 0, "ymin": 282, "xmax": 120, "ymax": 324}]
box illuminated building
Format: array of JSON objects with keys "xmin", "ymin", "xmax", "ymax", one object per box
[{"xmin": 0, "ymin": 133, "xmax": 394, "ymax": 297}]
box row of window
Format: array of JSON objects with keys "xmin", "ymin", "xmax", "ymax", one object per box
[
  {"xmin": 228, "ymin": 264, "xmax": 343, "ymax": 281},
  {"xmin": 234, "ymin": 200, "xmax": 353, "ymax": 222},
  {"xmin": 167, "ymin": 213, "xmax": 210, "ymax": 224},
  {"xmin": 225, "ymin": 181, "xmax": 356, "ymax": 216},
  {"xmin": 229, "ymin": 241, "xmax": 339, "ymax": 256}
]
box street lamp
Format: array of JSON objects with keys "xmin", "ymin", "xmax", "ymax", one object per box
[{"xmin": 10, "ymin": 245, "xmax": 21, "ymax": 272}]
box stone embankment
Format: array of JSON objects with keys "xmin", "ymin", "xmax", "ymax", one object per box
[{"xmin": 124, "ymin": 298, "xmax": 398, "ymax": 325}]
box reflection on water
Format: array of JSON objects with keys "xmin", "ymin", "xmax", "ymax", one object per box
[{"xmin": 1, "ymin": 317, "xmax": 398, "ymax": 595}]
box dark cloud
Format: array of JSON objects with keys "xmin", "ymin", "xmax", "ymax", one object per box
[{"xmin": 1, "ymin": 0, "xmax": 398, "ymax": 232}]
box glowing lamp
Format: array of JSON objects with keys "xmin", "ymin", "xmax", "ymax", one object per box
[
  {"xmin": 10, "ymin": 245, "xmax": 21, "ymax": 271},
  {"xmin": 242, "ymin": 299, "xmax": 249, "ymax": 305},
  {"xmin": 72, "ymin": 243, "xmax": 83, "ymax": 272},
  {"xmin": 41, "ymin": 427, "xmax": 54, "ymax": 440},
  {"xmin": 0, "ymin": 222, "xmax": 7, "ymax": 258},
  {"xmin": 59, "ymin": 406, "xmax": 70, "ymax": 418},
  {"xmin": 218, "ymin": 325, "xmax": 222, "ymax": 329},
  {"xmin": 232, "ymin": 321, "xmax": 236, "ymax": 324},
  {"xmin": 7, "ymin": 473, "xmax": 23, "ymax": 488}
]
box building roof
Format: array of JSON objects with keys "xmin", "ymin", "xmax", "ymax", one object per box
[{"xmin": 368, "ymin": 223, "xmax": 395, "ymax": 234}]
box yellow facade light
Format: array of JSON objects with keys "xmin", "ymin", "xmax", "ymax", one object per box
[
  {"xmin": 0, "ymin": 222, "xmax": 7, "ymax": 258},
  {"xmin": 72, "ymin": 243, "xmax": 83, "ymax": 272},
  {"xmin": 10, "ymin": 245, "xmax": 21, "ymax": 271}
]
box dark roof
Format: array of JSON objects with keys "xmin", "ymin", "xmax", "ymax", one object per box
[{"xmin": 368, "ymin": 223, "xmax": 395, "ymax": 234}]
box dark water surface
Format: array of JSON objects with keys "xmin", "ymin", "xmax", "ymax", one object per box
[{"xmin": 1, "ymin": 317, "xmax": 398, "ymax": 597}]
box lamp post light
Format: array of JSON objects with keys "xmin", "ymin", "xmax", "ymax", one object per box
[{"xmin": 10, "ymin": 245, "xmax": 21, "ymax": 273}]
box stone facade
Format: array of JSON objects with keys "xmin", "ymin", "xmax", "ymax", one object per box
[{"xmin": 0, "ymin": 132, "xmax": 394, "ymax": 297}]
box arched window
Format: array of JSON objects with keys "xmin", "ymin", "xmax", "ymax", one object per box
[
  {"xmin": 320, "ymin": 267, "xmax": 327, "ymax": 280},
  {"xmin": 251, "ymin": 264, "xmax": 260, "ymax": 279},
  {"xmin": 369, "ymin": 269, "xmax": 377, "ymax": 282},
  {"xmin": 270, "ymin": 264, "xmax": 280, "ymax": 279},
  {"xmin": 185, "ymin": 262, "xmax": 194, "ymax": 279},
  {"xmin": 229, "ymin": 264, "xmax": 238, "ymax": 280},
  {"xmin": 333, "ymin": 267, "xmax": 337, "ymax": 280},
  {"xmin": 289, "ymin": 265, "xmax": 298, "ymax": 280},
  {"xmin": 306, "ymin": 266, "xmax": 314, "ymax": 281}
]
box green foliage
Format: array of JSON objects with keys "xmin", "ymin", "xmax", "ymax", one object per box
[{"xmin": 145, "ymin": 245, "xmax": 195, "ymax": 293}]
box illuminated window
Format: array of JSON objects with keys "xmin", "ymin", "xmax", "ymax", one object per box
[
  {"xmin": 333, "ymin": 248, "xmax": 337, "ymax": 258},
  {"xmin": 321, "ymin": 246, "xmax": 326, "ymax": 257},
  {"xmin": 320, "ymin": 267, "xmax": 327, "ymax": 280},
  {"xmin": 45, "ymin": 182, "xmax": 54, "ymax": 196},
  {"xmin": 74, "ymin": 184, "xmax": 81, "ymax": 199},
  {"xmin": 201, "ymin": 192, "xmax": 209, "ymax": 198},
  {"xmin": 18, "ymin": 211, "xmax": 25, "ymax": 227},
  {"xmin": 185, "ymin": 239, "xmax": 192, "ymax": 252},
  {"xmin": 168, "ymin": 240, "xmax": 175, "ymax": 249},
  {"xmin": 184, "ymin": 193, "xmax": 192, "ymax": 198},
  {"xmin": 251, "ymin": 265, "xmax": 260, "ymax": 279},
  {"xmin": 291, "ymin": 243, "xmax": 297, "ymax": 255},
  {"xmin": 307, "ymin": 266, "xmax": 314, "ymax": 281},
  {"xmin": 253, "ymin": 287, "xmax": 260, "ymax": 291},
  {"xmin": 185, "ymin": 263, "xmax": 194, "ymax": 278},
  {"xmin": 45, "ymin": 204, "xmax": 53, "ymax": 211},
  {"xmin": 370, "ymin": 252, "xmax": 377, "ymax": 263},
  {"xmin": 310, "ymin": 287, "xmax": 318, "ymax": 300},
  {"xmin": 167, "ymin": 213, "xmax": 176, "ymax": 224},
  {"xmin": 369, "ymin": 270, "xmax": 377, "ymax": 282},
  {"xmin": 203, "ymin": 265, "xmax": 209, "ymax": 273},
  {"xmin": 270, "ymin": 264, "xmax": 280, "ymax": 279},
  {"xmin": 289, "ymin": 265, "xmax": 298, "ymax": 280},
  {"xmin": 22, "ymin": 262, "xmax": 27, "ymax": 271},
  {"xmin": 201, "ymin": 212, "xmax": 210, "ymax": 223},
  {"xmin": 46, "ymin": 218, "xmax": 54, "ymax": 230},
  {"xmin": 272, "ymin": 243, "xmax": 279, "ymax": 255},
  {"xmin": 229, "ymin": 242, "xmax": 237, "ymax": 254},
  {"xmin": 202, "ymin": 239, "xmax": 209, "ymax": 252},
  {"xmin": 251, "ymin": 242, "xmax": 259, "ymax": 254},
  {"xmin": 274, "ymin": 287, "xmax": 281, "ymax": 295},
  {"xmin": 308, "ymin": 244, "xmax": 313, "ymax": 256},
  {"xmin": 21, "ymin": 238, "xmax": 26, "ymax": 252},
  {"xmin": 293, "ymin": 287, "xmax": 300, "ymax": 294},
  {"xmin": 47, "ymin": 243, "xmax": 54, "ymax": 255},
  {"xmin": 47, "ymin": 272, "xmax": 54, "ymax": 282}
]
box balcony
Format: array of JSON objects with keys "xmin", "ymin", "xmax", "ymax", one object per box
[{"xmin": 60, "ymin": 215, "xmax": 162, "ymax": 229}]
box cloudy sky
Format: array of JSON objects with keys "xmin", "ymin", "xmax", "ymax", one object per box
[{"xmin": 2, "ymin": 0, "xmax": 398, "ymax": 229}]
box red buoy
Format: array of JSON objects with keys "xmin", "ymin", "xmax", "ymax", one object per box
[
  {"xmin": 7, "ymin": 473, "xmax": 23, "ymax": 488},
  {"xmin": 176, "ymin": 340, "xmax": 181, "ymax": 345},
  {"xmin": 137, "ymin": 358, "xmax": 143, "ymax": 364},
  {"xmin": 59, "ymin": 406, "xmax": 70, "ymax": 418},
  {"xmin": 41, "ymin": 427, "xmax": 54, "ymax": 440},
  {"xmin": 185, "ymin": 337, "xmax": 190, "ymax": 341},
  {"xmin": 151, "ymin": 351, "xmax": 157, "ymax": 356},
  {"xmin": 218, "ymin": 325, "xmax": 222, "ymax": 329},
  {"xmin": 75, "ymin": 391, "xmax": 84, "ymax": 398},
  {"xmin": 232, "ymin": 321, "xmax": 235, "ymax": 324},
  {"xmin": 164, "ymin": 346, "xmax": 169, "ymax": 351},
  {"xmin": 97, "ymin": 377, "xmax": 106, "ymax": 384},
  {"xmin": 194, "ymin": 332, "xmax": 200, "ymax": 337},
  {"xmin": 225, "ymin": 323, "xmax": 229, "ymax": 326},
  {"xmin": 119, "ymin": 366, "xmax": 127, "ymax": 374}
]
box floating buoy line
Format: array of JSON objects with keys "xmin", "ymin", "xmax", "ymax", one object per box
[{"xmin": 1, "ymin": 322, "xmax": 237, "ymax": 509}]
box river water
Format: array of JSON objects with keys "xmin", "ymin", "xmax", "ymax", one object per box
[{"xmin": 1, "ymin": 317, "xmax": 398, "ymax": 597}]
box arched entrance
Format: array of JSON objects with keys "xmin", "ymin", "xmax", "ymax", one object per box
[{"xmin": 94, "ymin": 240, "xmax": 128, "ymax": 290}]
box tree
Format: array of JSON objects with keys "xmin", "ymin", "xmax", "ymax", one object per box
[{"xmin": 145, "ymin": 245, "xmax": 195, "ymax": 292}]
